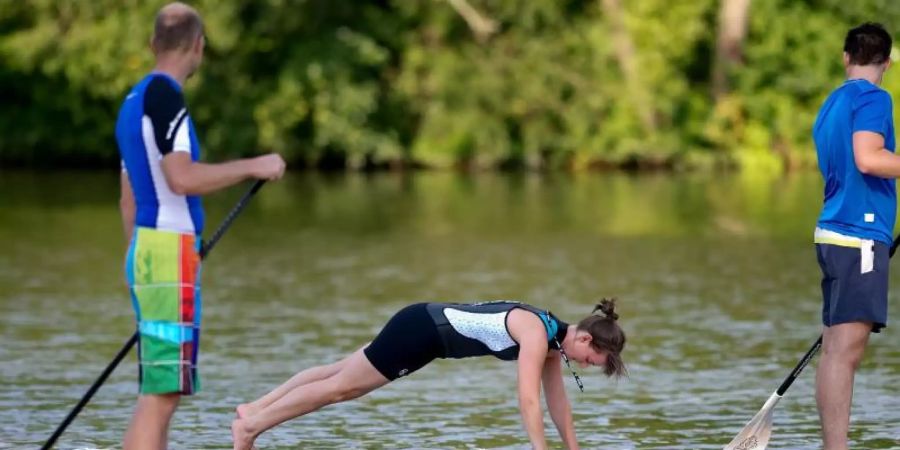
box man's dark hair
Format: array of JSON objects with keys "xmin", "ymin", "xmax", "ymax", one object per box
[
  {"xmin": 844, "ymin": 22, "xmax": 893, "ymax": 66},
  {"xmin": 152, "ymin": 3, "xmax": 204, "ymax": 53}
]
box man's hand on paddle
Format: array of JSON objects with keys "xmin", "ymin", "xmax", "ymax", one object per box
[
  {"xmin": 250, "ymin": 153, "xmax": 286, "ymax": 181},
  {"xmin": 160, "ymin": 152, "xmax": 286, "ymax": 196}
]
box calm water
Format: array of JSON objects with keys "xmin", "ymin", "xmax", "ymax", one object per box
[{"xmin": 1, "ymin": 170, "xmax": 898, "ymax": 449}]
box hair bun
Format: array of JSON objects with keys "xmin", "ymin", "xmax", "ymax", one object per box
[{"xmin": 593, "ymin": 297, "xmax": 619, "ymax": 321}]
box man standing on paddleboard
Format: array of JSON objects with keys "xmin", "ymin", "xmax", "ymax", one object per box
[
  {"xmin": 115, "ymin": 3, "xmax": 285, "ymax": 449},
  {"xmin": 811, "ymin": 22, "xmax": 896, "ymax": 450}
]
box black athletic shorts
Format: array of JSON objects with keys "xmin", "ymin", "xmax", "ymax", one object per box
[
  {"xmin": 363, "ymin": 303, "xmax": 445, "ymax": 380},
  {"xmin": 816, "ymin": 241, "xmax": 889, "ymax": 333}
]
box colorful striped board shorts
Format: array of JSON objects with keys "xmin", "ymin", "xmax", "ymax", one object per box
[{"xmin": 126, "ymin": 227, "xmax": 202, "ymax": 395}]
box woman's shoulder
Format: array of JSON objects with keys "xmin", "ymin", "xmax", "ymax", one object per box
[{"xmin": 507, "ymin": 308, "xmax": 550, "ymax": 337}]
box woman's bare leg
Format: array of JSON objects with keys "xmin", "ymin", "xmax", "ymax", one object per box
[
  {"xmin": 231, "ymin": 348, "xmax": 389, "ymax": 450},
  {"xmin": 236, "ymin": 343, "xmax": 368, "ymax": 418},
  {"xmin": 237, "ymin": 361, "xmax": 342, "ymax": 418}
]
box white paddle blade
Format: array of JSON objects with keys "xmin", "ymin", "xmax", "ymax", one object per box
[{"xmin": 723, "ymin": 393, "xmax": 782, "ymax": 450}]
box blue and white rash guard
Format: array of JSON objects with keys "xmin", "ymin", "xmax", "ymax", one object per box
[{"xmin": 115, "ymin": 73, "xmax": 205, "ymax": 234}]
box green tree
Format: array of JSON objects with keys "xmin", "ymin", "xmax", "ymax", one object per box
[{"xmin": 2, "ymin": 0, "xmax": 900, "ymax": 171}]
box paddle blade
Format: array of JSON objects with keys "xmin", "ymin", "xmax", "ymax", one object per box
[{"xmin": 723, "ymin": 392, "xmax": 781, "ymax": 450}]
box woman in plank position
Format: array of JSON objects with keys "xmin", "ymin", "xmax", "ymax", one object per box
[{"xmin": 232, "ymin": 298, "xmax": 626, "ymax": 450}]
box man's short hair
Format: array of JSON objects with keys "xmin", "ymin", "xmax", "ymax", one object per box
[
  {"xmin": 152, "ymin": 3, "xmax": 204, "ymax": 53},
  {"xmin": 844, "ymin": 22, "xmax": 892, "ymax": 66}
]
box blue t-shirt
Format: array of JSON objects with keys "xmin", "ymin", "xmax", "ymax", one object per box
[
  {"xmin": 813, "ymin": 79, "xmax": 896, "ymax": 245},
  {"xmin": 115, "ymin": 73, "xmax": 205, "ymax": 235}
]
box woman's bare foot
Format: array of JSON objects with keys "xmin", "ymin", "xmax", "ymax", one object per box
[{"xmin": 231, "ymin": 418, "xmax": 257, "ymax": 450}]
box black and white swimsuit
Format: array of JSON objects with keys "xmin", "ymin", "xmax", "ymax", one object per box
[{"xmin": 363, "ymin": 301, "xmax": 568, "ymax": 380}]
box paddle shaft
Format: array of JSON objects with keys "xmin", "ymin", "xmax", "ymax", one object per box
[
  {"xmin": 200, "ymin": 179, "xmax": 266, "ymax": 259},
  {"xmin": 775, "ymin": 233, "xmax": 900, "ymax": 397},
  {"xmin": 41, "ymin": 179, "xmax": 266, "ymax": 450},
  {"xmin": 775, "ymin": 335, "xmax": 822, "ymax": 396}
]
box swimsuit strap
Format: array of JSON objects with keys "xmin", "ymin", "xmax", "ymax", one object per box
[{"xmin": 539, "ymin": 310, "xmax": 559, "ymax": 347}]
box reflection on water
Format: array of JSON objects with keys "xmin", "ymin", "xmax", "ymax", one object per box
[{"xmin": 0, "ymin": 170, "xmax": 898, "ymax": 449}]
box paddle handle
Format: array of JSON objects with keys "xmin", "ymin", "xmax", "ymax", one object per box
[{"xmin": 42, "ymin": 179, "xmax": 267, "ymax": 450}]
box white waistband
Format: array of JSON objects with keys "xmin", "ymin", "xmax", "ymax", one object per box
[{"xmin": 814, "ymin": 227, "xmax": 866, "ymax": 248}]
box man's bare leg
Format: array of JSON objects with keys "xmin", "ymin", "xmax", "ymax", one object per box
[
  {"xmin": 123, "ymin": 393, "xmax": 180, "ymax": 450},
  {"xmin": 816, "ymin": 322, "xmax": 871, "ymax": 450}
]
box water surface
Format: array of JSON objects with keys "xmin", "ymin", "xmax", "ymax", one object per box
[{"xmin": 1, "ymin": 170, "xmax": 898, "ymax": 449}]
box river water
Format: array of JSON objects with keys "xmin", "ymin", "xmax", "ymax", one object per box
[{"xmin": 1, "ymin": 170, "xmax": 898, "ymax": 449}]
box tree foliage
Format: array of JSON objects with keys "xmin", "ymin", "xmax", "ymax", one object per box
[{"xmin": 2, "ymin": 0, "xmax": 899, "ymax": 170}]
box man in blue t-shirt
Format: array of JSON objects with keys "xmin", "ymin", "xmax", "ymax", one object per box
[
  {"xmin": 115, "ymin": 3, "xmax": 285, "ymax": 449},
  {"xmin": 812, "ymin": 22, "xmax": 896, "ymax": 450}
]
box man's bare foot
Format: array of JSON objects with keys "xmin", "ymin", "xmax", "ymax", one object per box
[{"xmin": 231, "ymin": 418, "xmax": 257, "ymax": 450}]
